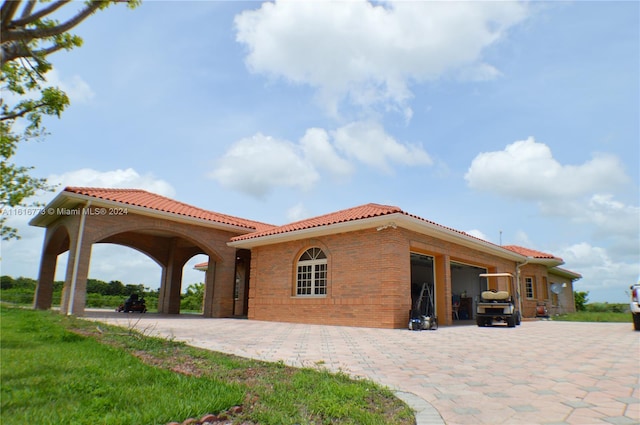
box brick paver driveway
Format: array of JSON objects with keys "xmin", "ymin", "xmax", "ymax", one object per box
[{"xmin": 86, "ymin": 311, "xmax": 640, "ymax": 425}]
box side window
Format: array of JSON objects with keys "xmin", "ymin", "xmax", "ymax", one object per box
[
  {"xmin": 296, "ymin": 247, "xmax": 327, "ymax": 296},
  {"xmin": 525, "ymin": 277, "xmax": 535, "ymax": 299}
]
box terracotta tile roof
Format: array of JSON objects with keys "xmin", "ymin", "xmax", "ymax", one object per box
[
  {"xmin": 231, "ymin": 203, "xmax": 403, "ymax": 241},
  {"xmin": 193, "ymin": 261, "xmax": 208, "ymax": 270},
  {"xmin": 230, "ymin": 202, "xmax": 501, "ymax": 245},
  {"xmin": 63, "ymin": 187, "xmax": 274, "ymax": 232},
  {"xmin": 502, "ymin": 245, "xmax": 562, "ymax": 261}
]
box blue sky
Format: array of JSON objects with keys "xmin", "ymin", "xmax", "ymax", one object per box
[{"xmin": 3, "ymin": 1, "xmax": 638, "ymax": 303}]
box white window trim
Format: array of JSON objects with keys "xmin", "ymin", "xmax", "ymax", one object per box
[
  {"xmin": 525, "ymin": 277, "xmax": 535, "ymax": 299},
  {"xmin": 296, "ymin": 248, "xmax": 327, "ymax": 297}
]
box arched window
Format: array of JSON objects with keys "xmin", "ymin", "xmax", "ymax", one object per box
[{"xmin": 296, "ymin": 247, "xmax": 327, "ymax": 296}]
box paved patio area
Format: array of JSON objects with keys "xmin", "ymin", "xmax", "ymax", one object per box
[{"xmin": 85, "ymin": 310, "xmax": 640, "ymax": 425}]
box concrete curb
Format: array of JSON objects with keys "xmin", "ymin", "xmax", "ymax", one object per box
[{"xmin": 394, "ymin": 391, "xmax": 445, "ymax": 425}]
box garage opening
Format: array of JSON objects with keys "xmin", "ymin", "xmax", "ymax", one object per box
[
  {"xmin": 410, "ymin": 253, "xmax": 435, "ymax": 318},
  {"xmin": 451, "ymin": 262, "xmax": 487, "ymax": 321}
]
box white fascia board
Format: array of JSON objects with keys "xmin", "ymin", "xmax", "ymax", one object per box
[
  {"xmin": 29, "ymin": 192, "xmax": 253, "ymax": 234},
  {"xmin": 28, "ymin": 191, "xmax": 75, "ymax": 227},
  {"xmin": 548, "ymin": 267, "xmax": 582, "ymax": 280},
  {"xmin": 398, "ymin": 215, "xmax": 526, "ymax": 262}
]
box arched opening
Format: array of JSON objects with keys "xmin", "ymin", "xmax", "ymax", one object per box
[{"xmin": 31, "ymin": 190, "xmax": 249, "ymax": 318}]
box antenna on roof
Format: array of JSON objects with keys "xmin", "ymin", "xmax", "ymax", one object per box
[{"xmin": 499, "ymin": 230, "xmax": 503, "ymax": 246}]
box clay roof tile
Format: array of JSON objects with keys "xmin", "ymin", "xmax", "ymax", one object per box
[
  {"xmin": 231, "ymin": 203, "xmax": 402, "ymax": 241},
  {"xmin": 63, "ymin": 187, "xmax": 273, "ymax": 232},
  {"xmin": 502, "ymin": 245, "xmax": 562, "ymax": 261}
]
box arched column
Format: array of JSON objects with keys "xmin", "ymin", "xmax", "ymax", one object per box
[
  {"xmin": 202, "ymin": 259, "xmax": 216, "ymax": 317},
  {"xmin": 159, "ymin": 238, "xmax": 184, "ymax": 314},
  {"xmin": 158, "ymin": 238, "xmax": 207, "ymax": 314},
  {"xmin": 60, "ymin": 229, "xmax": 92, "ymax": 316},
  {"xmin": 34, "ymin": 225, "xmax": 70, "ymax": 310},
  {"xmin": 34, "ymin": 251, "xmax": 57, "ymax": 310}
]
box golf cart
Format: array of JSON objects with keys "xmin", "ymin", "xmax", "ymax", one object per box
[{"xmin": 476, "ymin": 273, "xmax": 521, "ymax": 327}]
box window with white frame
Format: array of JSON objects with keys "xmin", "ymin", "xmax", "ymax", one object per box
[
  {"xmin": 296, "ymin": 248, "xmax": 327, "ymax": 296},
  {"xmin": 525, "ymin": 277, "xmax": 535, "ymax": 299}
]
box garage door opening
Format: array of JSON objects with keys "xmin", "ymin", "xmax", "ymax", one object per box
[
  {"xmin": 451, "ymin": 262, "xmax": 487, "ymax": 321},
  {"xmin": 410, "ymin": 253, "xmax": 435, "ymax": 318}
]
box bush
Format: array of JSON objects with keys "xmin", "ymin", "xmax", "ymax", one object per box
[
  {"xmin": 585, "ymin": 302, "xmax": 628, "ymax": 313},
  {"xmin": 574, "ymin": 291, "xmax": 589, "ymax": 311}
]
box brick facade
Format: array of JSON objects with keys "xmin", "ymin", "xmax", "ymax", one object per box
[
  {"xmin": 32, "ymin": 190, "xmax": 579, "ymax": 328},
  {"xmin": 247, "ymin": 226, "xmax": 531, "ymax": 328}
]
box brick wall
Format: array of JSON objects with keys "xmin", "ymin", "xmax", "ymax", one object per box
[{"xmin": 247, "ymin": 226, "xmax": 522, "ymax": 328}]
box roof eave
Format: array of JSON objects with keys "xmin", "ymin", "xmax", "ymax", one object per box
[
  {"xmin": 548, "ymin": 267, "xmax": 582, "ymax": 280},
  {"xmin": 229, "ymin": 213, "xmax": 528, "ymax": 262},
  {"xmin": 399, "ymin": 215, "xmax": 526, "ymax": 262},
  {"xmin": 228, "ymin": 214, "xmax": 397, "ymax": 248},
  {"xmin": 526, "ymin": 257, "xmax": 565, "ymax": 268},
  {"xmin": 29, "ymin": 191, "xmax": 255, "ymax": 234}
]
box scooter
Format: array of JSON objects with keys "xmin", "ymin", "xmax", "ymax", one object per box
[{"xmin": 116, "ymin": 294, "xmax": 147, "ymax": 313}]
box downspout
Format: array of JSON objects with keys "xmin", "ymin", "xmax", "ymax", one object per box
[
  {"xmin": 68, "ymin": 200, "xmax": 91, "ymax": 315},
  {"xmin": 515, "ymin": 258, "xmax": 530, "ymax": 320}
]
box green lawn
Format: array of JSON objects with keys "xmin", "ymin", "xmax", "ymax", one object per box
[
  {"xmin": 551, "ymin": 311, "xmax": 631, "ymax": 322},
  {"xmin": 0, "ymin": 305, "xmax": 414, "ymax": 425}
]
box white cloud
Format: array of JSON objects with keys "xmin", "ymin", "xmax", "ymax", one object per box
[
  {"xmin": 465, "ymin": 138, "xmax": 638, "ymax": 268},
  {"xmin": 466, "ymin": 229, "xmax": 490, "ymax": 241},
  {"xmin": 0, "ymin": 68, "xmax": 94, "ymax": 120},
  {"xmin": 49, "ymin": 168, "xmax": 176, "ymax": 198},
  {"xmin": 210, "ymin": 122, "xmax": 432, "ymax": 197},
  {"xmin": 333, "ymin": 121, "xmax": 432, "ymax": 173},
  {"xmin": 300, "ymin": 128, "xmax": 354, "ymax": 178},
  {"xmin": 286, "ymin": 202, "xmax": 309, "ymax": 223},
  {"xmin": 465, "ymin": 137, "xmax": 629, "ymax": 200},
  {"xmin": 557, "ymin": 242, "xmax": 638, "ymax": 303},
  {"xmin": 235, "ymin": 0, "xmax": 529, "ymax": 116},
  {"xmin": 45, "ymin": 69, "xmax": 95, "ymax": 104},
  {"xmin": 209, "ymin": 133, "xmax": 319, "ymax": 198}
]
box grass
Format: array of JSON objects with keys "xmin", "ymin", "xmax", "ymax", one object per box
[
  {"xmin": 0, "ymin": 305, "xmax": 414, "ymax": 425},
  {"xmin": 551, "ymin": 311, "xmax": 632, "ymax": 322}
]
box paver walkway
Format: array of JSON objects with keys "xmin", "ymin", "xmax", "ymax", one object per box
[{"xmin": 85, "ymin": 311, "xmax": 640, "ymax": 425}]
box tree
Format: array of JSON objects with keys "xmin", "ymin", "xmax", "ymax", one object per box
[
  {"xmin": 1, "ymin": 0, "xmax": 139, "ymax": 240},
  {"xmin": 181, "ymin": 282, "xmax": 204, "ymax": 312},
  {"xmin": 574, "ymin": 290, "xmax": 589, "ymax": 312}
]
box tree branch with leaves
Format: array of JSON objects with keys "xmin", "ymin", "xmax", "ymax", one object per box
[{"xmin": 1, "ymin": 0, "xmax": 139, "ymax": 239}]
